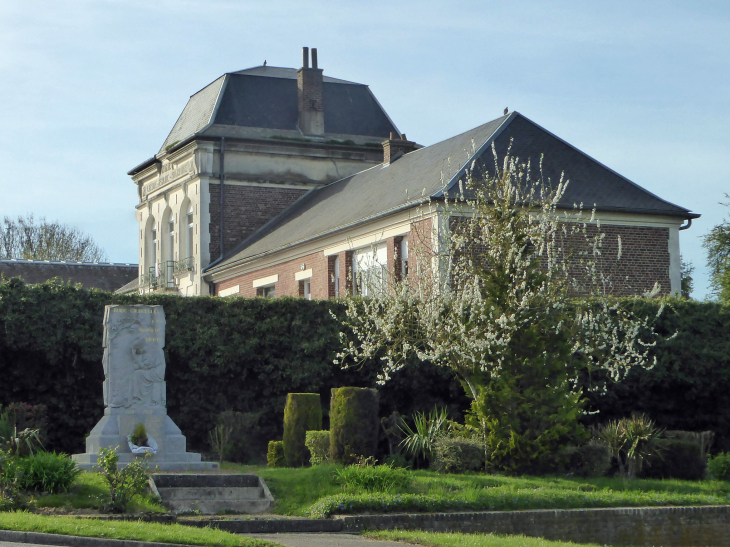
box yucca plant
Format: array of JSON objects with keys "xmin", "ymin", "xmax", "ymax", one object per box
[
  {"xmin": 596, "ymin": 415, "xmax": 662, "ymax": 479},
  {"xmin": 399, "ymin": 407, "xmax": 449, "ymax": 462},
  {"xmin": 0, "ymin": 408, "xmax": 42, "ymax": 457}
]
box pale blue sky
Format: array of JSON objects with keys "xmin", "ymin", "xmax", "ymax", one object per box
[{"xmin": 1, "ymin": 0, "xmax": 728, "ymax": 298}]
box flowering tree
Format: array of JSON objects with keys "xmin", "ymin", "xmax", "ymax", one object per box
[{"xmin": 335, "ymin": 148, "xmax": 663, "ymax": 472}]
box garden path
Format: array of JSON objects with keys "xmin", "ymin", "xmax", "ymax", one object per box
[{"xmin": 245, "ymin": 533, "xmax": 416, "ymax": 547}]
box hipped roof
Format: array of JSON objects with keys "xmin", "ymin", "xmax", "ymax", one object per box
[{"xmin": 206, "ymin": 111, "xmax": 699, "ymax": 274}]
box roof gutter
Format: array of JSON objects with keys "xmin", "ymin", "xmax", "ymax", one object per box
[{"xmin": 679, "ymin": 219, "xmax": 692, "ymax": 230}]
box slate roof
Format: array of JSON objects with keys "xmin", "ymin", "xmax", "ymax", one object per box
[
  {"xmin": 206, "ymin": 112, "xmax": 698, "ymax": 275},
  {"xmin": 157, "ymin": 65, "xmax": 399, "ymax": 154},
  {"xmin": 0, "ymin": 259, "xmax": 138, "ymax": 292}
]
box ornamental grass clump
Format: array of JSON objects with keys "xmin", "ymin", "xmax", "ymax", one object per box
[
  {"xmin": 14, "ymin": 451, "xmax": 81, "ymax": 493},
  {"xmin": 335, "ymin": 463, "xmax": 412, "ymax": 493}
]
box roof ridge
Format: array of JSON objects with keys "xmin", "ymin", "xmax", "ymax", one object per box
[{"xmin": 0, "ymin": 259, "xmax": 137, "ymax": 267}]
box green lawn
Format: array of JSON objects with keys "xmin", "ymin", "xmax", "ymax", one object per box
[
  {"xmin": 21, "ymin": 472, "xmax": 165, "ymax": 513},
  {"xmin": 0, "ymin": 512, "xmax": 280, "ymax": 546},
  {"xmin": 222, "ymin": 462, "xmax": 730, "ymax": 518},
  {"xmin": 365, "ymin": 530, "xmax": 606, "ymax": 547}
]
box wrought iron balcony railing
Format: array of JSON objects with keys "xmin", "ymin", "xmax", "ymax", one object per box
[{"xmin": 174, "ymin": 256, "xmax": 195, "ymax": 276}]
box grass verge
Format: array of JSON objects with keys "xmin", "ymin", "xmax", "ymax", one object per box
[
  {"xmin": 0, "ymin": 512, "xmax": 281, "ymax": 547},
  {"xmin": 365, "ymin": 530, "xmax": 604, "ymax": 547},
  {"xmin": 223, "ymin": 462, "xmax": 730, "ymax": 518},
  {"xmin": 28, "ymin": 472, "xmax": 164, "ymax": 513}
]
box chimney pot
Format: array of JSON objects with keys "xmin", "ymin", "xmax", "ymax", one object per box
[
  {"xmin": 302, "ymin": 47, "xmax": 309, "ymax": 69},
  {"xmin": 311, "ymin": 48, "xmax": 318, "ymax": 69},
  {"xmin": 389, "ymin": 132, "xmax": 397, "ymax": 140},
  {"xmin": 400, "ymin": 133, "xmax": 407, "ymax": 141}
]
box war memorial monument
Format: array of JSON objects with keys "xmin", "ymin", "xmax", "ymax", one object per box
[{"xmin": 73, "ymin": 305, "xmax": 217, "ymax": 471}]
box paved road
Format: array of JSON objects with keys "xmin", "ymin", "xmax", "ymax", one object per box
[
  {"xmin": 1, "ymin": 543, "xmax": 72, "ymax": 547},
  {"xmin": 245, "ymin": 533, "xmax": 416, "ymax": 547}
]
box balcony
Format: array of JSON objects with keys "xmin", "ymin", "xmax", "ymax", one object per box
[{"xmin": 174, "ymin": 256, "xmax": 195, "ymax": 276}]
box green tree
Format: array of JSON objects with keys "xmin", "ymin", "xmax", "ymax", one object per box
[
  {"xmin": 680, "ymin": 256, "xmax": 694, "ymax": 299},
  {"xmin": 335, "ymin": 148, "xmax": 661, "ymax": 473},
  {"xmin": 702, "ymin": 195, "xmax": 730, "ymax": 303}
]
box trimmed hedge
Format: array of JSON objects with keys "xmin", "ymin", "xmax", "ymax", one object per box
[
  {"xmin": 266, "ymin": 440, "xmax": 285, "ymax": 468},
  {"xmin": 2, "ymin": 278, "xmax": 730, "ymax": 458},
  {"xmin": 330, "ymin": 387, "xmax": 379, "ymax": 464},
  {"xmin": 305, "ymin": 430, "xmax": 330, "ymax": 465},
  {"xmin": 642, "ymin": 439, "xmax": 706, "ymax": 481},
  {"xmin": 283, "ymin": 393, "xmax": 322, "ymax": 467},
  {"xmin": 431, "ymin": 437, "xmax": 485, "ymax": 473},
  {"xmin": 0, "ymin": 278, "xmax": 467, "ymax": 455}
]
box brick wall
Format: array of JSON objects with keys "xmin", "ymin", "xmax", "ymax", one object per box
[
  {"xmin": 208, "ymin": 184, "xmax": 307, "ymax": 261},
  {"xmin": 215, "ymin": 249, "xmax": 332, "ymax": 299},
  {"xmin": 213, "ymin": 218, "xmax": 672, "ymax": 299}
]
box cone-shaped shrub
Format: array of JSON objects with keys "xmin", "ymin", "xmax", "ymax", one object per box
[
  {"xmin": 330, "ymin": 387, "xmax": 379, "ymax": 465},
  {"xmin": 283, "ymin": 393, "xmax": 322, "ymax": 467}
]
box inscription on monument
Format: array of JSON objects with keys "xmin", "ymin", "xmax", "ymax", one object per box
[{"xmin": 103, "ymin": 305, "xmax": 166, "ymax": 409}]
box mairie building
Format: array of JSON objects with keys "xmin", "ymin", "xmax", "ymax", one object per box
[{"xmin": 120, "ymin": 48, "xmax": 699, "ymax": 299}]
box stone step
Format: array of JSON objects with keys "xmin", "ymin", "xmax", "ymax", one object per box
[
  {"xmin": 157, "ymin": 486, "xmax": 265, "ymax": 501},
  {"xmin": 150, "ymin": 473, "xmax": 273, "ymax": 515},
  {"xmin": 163, "ymin": 498, "xmax": 272, "ymax": 514}
]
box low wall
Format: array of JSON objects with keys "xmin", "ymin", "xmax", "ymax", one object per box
[
  {"xmin": 341, "ymin": 506, "xmax": 730, "ymax": 546},
  {"xmin": 197, "ymin": 505, "xmax": 730, "ymax": 546}
]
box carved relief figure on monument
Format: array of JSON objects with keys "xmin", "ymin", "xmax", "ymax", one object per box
[
  {"xmin": 129, "ymin": 336, "xmax": 166, "ymax": 408},
  {"xmin": 103, "ymin": 306, "xmax": 167, "ymax": 410}
]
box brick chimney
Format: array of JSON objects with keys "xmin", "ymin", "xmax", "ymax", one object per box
[
  {"xmin": 297, "ymin": 47, "xmax": 325, "ymax": 135},
  {"xmin": 383, "ymin": 132, "xmax": 420, "ymax": 165}
]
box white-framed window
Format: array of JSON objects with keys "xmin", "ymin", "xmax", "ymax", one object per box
[
  {"xmin": 303, "ymin": 279, "xmax": 311, "ymax": 300},
  {"xmin": 257, "ymin": 285, "xmax": 276, "ymax": 298},
  {"xmin": 167, "ymin": 219, "xmax": 175, "ymax": 262},
  {"xmin": 400, "ymin": 235, "xmax": 409, "ymax": 277},
  {"xmin": 151, "ymin": 227, "xmax": 157, "ymax": 266},
  {"xmin": 186, "ymin": 210, "xmax": 194, "ymax": 258},
  {"xmin": 353, "ymin": 242, "xmax": 387, "ymax": 296},
  {"xmin": 333, "ymin": 255, "xmax": 340, "ymax": 297}
]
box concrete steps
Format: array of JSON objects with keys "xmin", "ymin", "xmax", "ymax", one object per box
[{"xmin": 150, "ymin": 474, "xmax": 273, "ymax": 515}]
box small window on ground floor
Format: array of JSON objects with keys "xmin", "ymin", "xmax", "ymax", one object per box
[{"xmin": 256, "ymin": 285, "xmax": 276, "ymax": 298}]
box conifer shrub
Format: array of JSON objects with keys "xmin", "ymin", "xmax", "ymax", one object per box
[
  {"xmin": 707, "ymin": 452, "xmax": 730, "ymax": 480},
  {"xmin": 267, "ymin": 440, "xmax": 285, "ymax": 468},
  {"xmin": 305, "ymin": 430, "xmax": 330, "ymax": 465},
  {"xmin": 330, "ymin": 387, "xmax": 379, "ymax": 465},
  {"xmin": 431, "ymin": 437, "xmax": 485, "ymax": 473},
  {"xmin": 283, "ymin": 393, "xmax": 322, "ymax": 467}
]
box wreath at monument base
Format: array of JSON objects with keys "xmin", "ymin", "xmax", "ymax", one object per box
[{"xmin": 127, "ymin": 434, "xmax": 158, "ymax": 455}]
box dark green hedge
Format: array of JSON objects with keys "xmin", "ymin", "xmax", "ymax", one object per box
[
  {"xmin": 0, "ymin": 278, "xmax": 467, "ymax": 456},
  {"xmin": 2, "ymin": 278, "xmax": 730, "ymax": 457},
  {"xmin": 580, "ymin": 298, "xmax": 730, "ymax": 451}
]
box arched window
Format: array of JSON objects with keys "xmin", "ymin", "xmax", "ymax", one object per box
[
  {"xmin": 186, "ymin": 205, "xmax": 194, "ymax": 260},
  {"xmin": 167, "ymin": 219, "xmax": 175, "ymax": 262}
]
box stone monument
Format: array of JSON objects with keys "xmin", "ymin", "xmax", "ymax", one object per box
[{"xmin": 73, "ymin": 305, "xmax": 217, "ymax": 471}]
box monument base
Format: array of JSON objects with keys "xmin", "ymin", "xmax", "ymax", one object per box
[{"xmin": 73, "ymin": 409, "xmax": 217, "ymax": 472}]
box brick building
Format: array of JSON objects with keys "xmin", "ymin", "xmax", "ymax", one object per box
[{"xmin": 122, "ymin": 48, "xmax": 699, "ymax": 298}]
